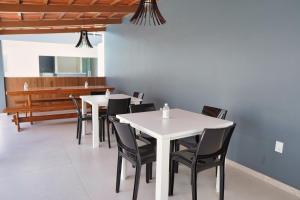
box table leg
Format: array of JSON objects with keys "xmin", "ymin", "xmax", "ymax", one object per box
[
  {"xmin": 81, "ymin": 100, "xmax": 87, "ymax": 136},
  {"xmin": 92, "ymin": 104, "xmax": 99, "ymax": 148},
  {"xmin": 156, "ymin": 138, "xmax": 170, "ymax": 200},
  {"xmin": 121, "ymin": 158, "xmax": 128, "ymax": 180},
  {"xmin": 216, "ymin": 155, "xmax": 221, "ymax": 193},
  {"xmin": 216, "ymin": 166, "xmax": 220, "ymax": 193}
]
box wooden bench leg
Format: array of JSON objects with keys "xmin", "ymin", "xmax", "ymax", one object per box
[{"xmin": 14, "ymin": 113, "xmax": 21, "ymax": 132}]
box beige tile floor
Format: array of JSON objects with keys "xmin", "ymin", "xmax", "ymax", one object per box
[{"xmin": 0, "ymin": 114, "xmax": 299, "ymax": 200}]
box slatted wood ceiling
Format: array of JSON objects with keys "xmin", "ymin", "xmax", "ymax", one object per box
[{"xmin": 0, "ymin": 0, "xmax": 139, "ymax": 34}]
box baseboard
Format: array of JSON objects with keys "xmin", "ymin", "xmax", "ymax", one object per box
[{"xmin": 226, "ymin": 159, "xmax": 300, "ymax": 198}]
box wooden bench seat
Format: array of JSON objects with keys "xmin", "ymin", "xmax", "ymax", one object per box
[
  {"xmin": 14, "ymin": 97, "xmax": 80, "ymax": 105},
  {"xmin": 4, "ymin": 104, "xmax": 76, "ymax": 113}
]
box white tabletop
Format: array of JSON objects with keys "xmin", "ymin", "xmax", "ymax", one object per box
[
  {"xmin": 80, "ymin": 94, "xmax": 142, "ymax": 106},
  {"xmin": 117, "ymin": 108, "xmax": 233, "ymax": 140}
]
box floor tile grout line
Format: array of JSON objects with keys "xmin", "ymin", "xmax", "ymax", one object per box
[{"xmin": 62, "ymin": 144, "xmax": 93, "ymax": 200}]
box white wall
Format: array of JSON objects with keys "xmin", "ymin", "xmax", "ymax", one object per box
[{"xmin": 1, "ymin": 40, "xmax": 104, "ymax": 77}]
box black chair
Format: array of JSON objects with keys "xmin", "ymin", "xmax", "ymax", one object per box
[
  {"xmin": 133, "ymin": 91, "xmax": 144, "ymax": 104},
  {"xmin": 105, "ymin": 98, "xmax": 131, "ymax": 148},
  {"xmin": 129, "ymin": 103, "xmax": 156, "ymax": 145},
  {"xmin": 69, "ymin": 95, "xmax": 105, "ymax": 144},
  {"xmin": 169, "ymin": 124, "xmax": 236, "ymax": 200},
  {"xmin": 176, "ymin": 105, "xmax": 228, "ymax": 150},
  {"xmin": 113, "ymin": 121, "xmax": 156, "ymax": 200}
]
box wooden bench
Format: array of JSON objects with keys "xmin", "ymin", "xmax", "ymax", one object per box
[{"xmin": 3, "ymin": 103, "xmax": 78, "ymax": 132}]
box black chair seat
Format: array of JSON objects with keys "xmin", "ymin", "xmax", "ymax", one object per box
[
  {"xmin": 139, "ymin": 144, "xmax": 156, "ymax": 164},
  {"xmin": 140, "ymin": 132, "xmax": 156, "ymax": 142},
  {"xmin": 172, "ymin": 149, "xmax": 221, "ymax": 172},
  {"xmin": 176, "ymin": 136, "xmax": 197, "ymax": 149},
  {"xmin": 121, "ymin": 144, "xmax": 156, "ymax": 166},
  {"xmin": 108, "ymin": 115, "xmax": 117, "ymax": 122},
  {"xmin": 82, "ymin": 114, "xmax": 92, "ymax": 120}
]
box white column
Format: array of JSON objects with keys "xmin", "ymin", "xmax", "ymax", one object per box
[
  {"xmin": 81, "ymin": 100, "xmax": 87, "ymax": 136},
  {"xmin": 155, "ymin": 138, "xmax": 170, "ymax": 200},
  {"xmin": 92, "ymin": 104, "xmax": 99, "ymax": 148}
]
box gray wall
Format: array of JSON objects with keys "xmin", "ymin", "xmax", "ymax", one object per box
[
  {"xmin": 105, "ymin": 0, "xmax": 300, "ymax": 189},
  {"xmin": 0, "ymin": 41, "xmax": 6, "ymax": 110}
]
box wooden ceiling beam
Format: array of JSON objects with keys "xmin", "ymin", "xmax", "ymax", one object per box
[
  {"xmin": 94, "ymin": 13, "xmax": 102, "ymax": 18},
  {"xmin": 89, "ymin": 0, "xmax": 98, "ymax": 5},
  {"xmin": 58, "ymin": 13, "xmax": 65, "ymax": 19},
  {"xmin": 110, "ymin": 0, "xmax": 122, "ymax": 5},
  {"xmin": 58, "ymin": 0, "xmax": 75, "ymax": 19},
  {"xmin": 68, "ymin": 0, "xmax": 75, "ymax": 4},
  {"xmin": 76, "ymin": 13, "xmax": 84, "ymax": 19},
  {"xmin": 17, "ymin": 12, "xmax": 23, "ymax": 20},
  {"xmin": 129, "ymin": 0, "xmax": 139, "ymax": 6},
  {"xmin": 108, "ymin": 13, "xmax": 117, "ymax": 18},
  {"xmin": 0, "ymin": 4, "xmax": 137, "ymax": 13},
  {"xmin": 0, "ymin": 19, "xmax": 122, "ymax": 28},
  {"xmin": 0, "ymin": 27, "xmax": 106, "ymax": 35}
]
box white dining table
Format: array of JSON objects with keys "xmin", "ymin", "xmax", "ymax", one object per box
[
  {"xmin": 117, "ymin": 108, "xmax": 233, "ymax": 200},
  {"xmin": 80, "ymin": 94, "xmax": 142, "ymax": 148}
]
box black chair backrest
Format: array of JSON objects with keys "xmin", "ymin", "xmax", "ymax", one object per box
[
  {"xmin": 112, "ymin": 121, "xmax": 139, "ymax": 158},
  {"xmin": 202, "ymin": 105, "xmax": 227, "ymax": 119},
  {"xmin": 90, "ymin": 91, "xmax": 105, "ymax": 95},
  {"xmin": 195, "ymin": 124, "xmax": 236, "ymax": 161},
  {"xmin": 133, "ymin": 91, "xmax": 144, "ymax": 100},
  {"xmin": 107, "ymin": 98, "xmax": 131, "ymax": 116},
  {"xmin": 130, "ymin": 103, "xmax": 156, "ymax": 113},
  {"xmin": 69, "ymin": 95, "xmax": 82, "ymax": 117}
]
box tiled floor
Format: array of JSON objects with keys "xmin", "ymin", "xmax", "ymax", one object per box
[{"xmin": 0, "ymin": 114, "xmax": 299, "ymax": 200}]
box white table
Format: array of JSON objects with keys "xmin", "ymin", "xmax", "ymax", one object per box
[
  {"xmin": 117, "ymin": 108, "xmax": 233, "ymax": 200},
  {"xmin": 80, "ymin": 94, "xmax": 142, "ymax": 148}
]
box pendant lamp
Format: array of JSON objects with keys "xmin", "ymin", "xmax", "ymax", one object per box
[
  {"xmin": 75, "ymin": 30, "xmax": 93, "ymax": 48},
  {"xmin": 130, "ymin": 0, "xmax": 166, "ymax": 26}
]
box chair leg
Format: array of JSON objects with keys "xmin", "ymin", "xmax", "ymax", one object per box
[
  {"xmin": 169, "ymin": 160, "xmax": 175, "ymax": 196},
  {"xmin": 149, "ymin": 162, "xmax": 153, "ymax": 180},
  {"xmin": 219, "ymin": 164, "xmax": 225, "ymax": 200},
  {"xmin": 116, "ymin": 155, "xmax": 122, "ymax": 193},
  {"xmin": 102, "ymin": 118, "xmax": 105, "ymax": 141},
  {"xmin": 76, "ymin": 118, "xmax": 80, "ymax": 139},
  {"xmin": 192, "ymin": 168, "xmax": 197, "ymax": 200},
  {"xmin": 132, "ymin": 164, "xmax": 141, "ymax": 200},
  {"xmin": 78, "ymin": 119, "xmax": 82, "ymax": 145},
  {"xmin": 99, "ymin": 119, "xmax": 102, "ymax": 142},
  {"xmin": 146, "ymin": 164, "xmax": 150, "ymax": 183},
  {"xmin": 174, "ymin": 141, "xmax": 179, "ymax": 173},
  {"xmin": 111, "ymin": 123, "xmax": 114, "ymax": 135},
  {"xmin": 106, "ymin": 120, "xmax": 111, "ymax": 148}
]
